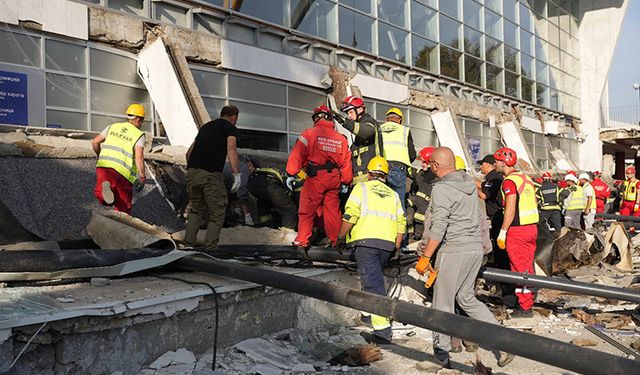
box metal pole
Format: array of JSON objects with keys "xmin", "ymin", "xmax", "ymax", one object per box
[
  {"xmin": 479, "ymin": 268, "xmax": 640, "ymax": 304},
  {"xmin": 175, "ymin": 255, "xmax": 639, "ymax": 375},
  {"xmin": 596, "ymin": 213, "xmax": 640, "ymax": 222}
]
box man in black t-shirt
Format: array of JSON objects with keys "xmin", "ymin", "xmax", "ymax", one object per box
[{"xmin": 184, "ymin": 105, "xmax": 241, "ymax": 249}]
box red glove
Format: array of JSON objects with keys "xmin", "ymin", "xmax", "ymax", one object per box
[{"xmin": 415, "ymin": 256, "xmax": 431, "ymax": 276}]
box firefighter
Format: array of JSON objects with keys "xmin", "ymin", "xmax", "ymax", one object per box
[
  {"xmin": 578, "ymin": 173, "xmax": 597, "ymax": 229},
  {"xmin": 559, "ymin": 174, "xmax": 584, "ymax": 229},
  {"xmin": 536, "ymin": 171, "xmax": 562, "ymax": 232},
  {"xmin": 407, "ymin": 147, "xmax": 437, "ymax": 240},
  {"xmin": 591, "ymin": 171, "xmax": 611, "ymax": 214},
  {"xmin": 286, "ymin": 105, "xmax": 352, "ymax": 250},
  {"xmin": 247, "ymin": 159, "xmax": 297, "ymax": 230},
  {"xmin": 379, "ymin": 107, "xmax": 416, "ymax": 209},
  {"xmin": 336, "ymin": 156, "xmax": 405, "ymax": 344},
  {"xmin": 332, "ymin": 96, "xmax": 383, "ymax": 184},
  {"xmin": 493, "ymin": 147, "xmax": 539, "ymax": 318},
  {"xmin": 620, "ymin": 166, "xmax": 640, "ymax": 217}
]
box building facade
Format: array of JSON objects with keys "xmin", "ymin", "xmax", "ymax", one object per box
[{"xmin": 0, "ymin": 0, "xmax": 628, "ymax": 171}]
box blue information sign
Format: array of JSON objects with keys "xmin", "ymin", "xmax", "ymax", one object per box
[{"xmin": 0, "ymin": 71, "xmax": 28, "ymax": 125}]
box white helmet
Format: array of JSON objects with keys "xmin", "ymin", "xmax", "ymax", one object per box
[
  {"xmin": 578, "ymin": 173, "xmax": 590, "ymax": 181},
  {"xmin": 565, "ymin": 174, "xmax": 578, "ymax": 183}
]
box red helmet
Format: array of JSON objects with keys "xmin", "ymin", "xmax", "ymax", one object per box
[
  {"xmin": 542, "ymin": 171, "xmax": 552, "ymax": 179},
  {"xmin": 418, "ymin": 146, "xmax": 435, "ymax": 164},
  {"xmin": 593, "ymin": 171, "xmax": 601, "ymax": 177},
  {"xmin": 626, "ymin": 166, "xmax": 636, "ymax": 175},
  {"xmin": 567, "ymin": 170, "xmax": 577, "ymax": 176},
  {"xmin": 341, "ymin": 95, "xmax": 365, "ymax": 112},
  {"xmin": 493, "ymin": 147, "xmax": 517, "ymax": 167},
  {"xmin": 312, "ymin": 105, "xmax": 332, "ymax": 122}
]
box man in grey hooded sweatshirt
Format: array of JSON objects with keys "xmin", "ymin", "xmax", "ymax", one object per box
[{"xmin": 415, "ymin": 147, "xmax": 514, "ymax": 370}]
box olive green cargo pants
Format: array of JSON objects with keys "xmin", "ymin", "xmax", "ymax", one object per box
[{"xmin": 184, "ymin": 168, "xmax": 228, "ymax": 249}]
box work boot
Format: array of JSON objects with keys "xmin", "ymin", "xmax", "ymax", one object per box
[
  {"xmin": 101, "ymin": 181, "xmax": 114, "ymax": 205},
  {"xmin": 497, "ymin": 351, "xmax": 515, "ymax": 367},
  {"xmin": 509, "ymin": 307, "xmax": 534, "ymax": 319},
  {"xmin": 359, "ymin": 314, "xmax": 372, "ymax": 327}
]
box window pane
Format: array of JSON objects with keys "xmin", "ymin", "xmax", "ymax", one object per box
[
  {"xmin": 375, "ymin": 103, "xmax": 408, "ymax": 122},
  {"xmin": 341, "ymin": 0, "xmax": 372, "ymax": 14},
  {"xmin": 109, "ymin": 0, "xmax": 145, "ymax": 16},
  {"xmin": 409, "ymin": 109, "xmax": 433, "ymax": 130},
  {"xmin": 548, "ymin": 22, "xmax": 560, "ymax": 47},
  {"xmin": 378, "ymin": 23, "xmax": 408, "ymax": 63},
  {"xmin": 91, "ymin": 114, "xmax": 152, "ymax": 133},
  {"xmin": 192, "ymin": 69, "xmax": 226, "ymax": 97},
  {"xmin": 45, "ymin": 40, "xmax": 86, "ymax": 74},
  {"xmin": 522, "ymin": 77, "xmax": 534, "ymax": 102},
  {"xmin": 91, "ymin": 80, "xmax": 149, "ymax": 114},
  {"xmin": 484, "ymin": 0, "xmax": 501, "ymax": 14},
  {"xmin": 440, "ymin": 15, "xmax": 461, "ymax": 50},
  {"xmin": 289, "ymin": 109, "xmax": 312, "ymax": 133},
  {"xmin": 463, "ymin": 0, "xmax": 481, "ymax": 30},
  {"xmin": 288, "ymin": 87, "xmax": 325, "ymax": 110},
  {"xmin": 520, "ymin": 53, "xmax": 533, "ymax": 79},
  {"xmin": 536, "ymin": 84, "xmax": 548, "ymax": 106},
  {"xmin": 485, "ymin": 9, "xmax": 502, "ymax": 40},
  {"xmin": 90, "ymin": 49, "xmax": 140, "ymax": 85},
  {"xmin": 504, "ymin": 45, "xmax": 518, "ymax": 72},
  {"xmin": 504, "ymin": 19, "xmax": 518, "ymax": 49},
  {"xmin": 412, "ymin": 35, "xmax": 438, "ymax": 72},
  {"xmin": 439, "ymin": 0, "xmax": 459, "ymax": 19},
  {"xmin": 202, "ymin": 97, "xmax": 227, "ymax": 119},
  {"xmin": 339, "ymin": 7, "xmax": 374, "ymax": 53},
  {"xmin": 532, "ymin": 0, "xmax": 546, "ymax": 16},
  {"xmin": 485, "ymin": 37, "xmax": 503, "ymax": 67},
  {"xmin": 535, "ymin": 37, "xmax": 547, "ymax": 63},
  {"xmin": 155, "ymin": 3, "xmax": 187, "ymax": 26},
  {"xmin": 520, "ymin": 3, "xmax": 533, "ymax": 32},
  {"xmin": 464, "ymin": 118, "xmax": 482, "ymax": 136},
  {"xmin": 411, "ymin": 1, "xmax": 437, "ymax": 40},
  {"xmin": 505, "ymin": 71, "xmax": 518, "ymax": 98},
  {"xmin": 238, "ymin": 129, "xmax": 287, "ymax": 152},
  {"xmin": 228, "ymin": 75, "xmax": 286, "ymax": 105},
  {"xmin": 463, "ymin": 26, "xmax": 482, "ymax": 58},
  {"xmin": 291, "ymin": 0, "xmax": 336, "ymax": 41},
  {"xmin": 234, "ymin": 102, "xmax": 286, "ymax": 131},
  {"xmin": 520, "ymin": 29, "xmax": 533, "ymax": 56},
  {"xmin": 47, "ymin": 110, "xmax": 87, "ymax": 130},
  {"xmin": 464, "ymin": 54, "xmax": 482, "ymax": 87},
  {"xmin": 0, "ymin": 30, "xmax": 41, "ymax": 67},
  {"xmin": 503, "ymin": 0, "xmax": 516, "ymax": 22},
  {"xmin": 440, "ymin": 46, "xmax": 461, "ymax": 80},
  {"xmin": 46, "ymin": 74, "xmax": 87, "ymax": 110},
  {"xmin": 536, "ymin": 61, "xmax": 548, "ymax": 85},
  {"xmin": 411, "ymin": 127, "xmax": 438, "ymax": 147},
  {"xmin": 226, "ymin": 23, "xmax": 255, "ymax": 44},
  {"xmin": 237, "ymin": 0, "xmax": 285, "ymax": 25},
  {"xmin": 194, "ymin": 14, "xmax": 223, "ymax": 36},
  {"xmin": 486, "ymin": 64, "xmax": 503, "ymax": 93},
  {"xmin": 378, "ymin": 0, "xmax": 406, "ymax": 28}
]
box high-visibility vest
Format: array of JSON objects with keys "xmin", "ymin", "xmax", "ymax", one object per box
[
  {"xmin": 380, "ymin": 121, "xmax": 411, "ymax": 166},
  {"xmin": 344, "ymin": 179, "xmax": 406, "ymax": 251},
  {"xmin": 96, "ymin": 122, "xmax": 144, "ymax": 183},
  {"xmin": 582, "ymin": 183, "xmax": 597, "ymax": 210},
  {"xmin": 563, "ymin": 185, "xmax": 586, "ymax": 211},
  {"xmin": 501, "ymin": 172, "xmax": 539, "ymax": 226},
  {"xmin": 537, "ymin": 181, "xmax": 560, "ymax": 211},
  {"xmin": 623, "ymin": 179, "xmax": 639, "ymax": 202}
]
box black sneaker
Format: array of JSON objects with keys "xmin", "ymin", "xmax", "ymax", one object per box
[{"xmin": 510, "ymin": 308, "xmax": 534, "ymax": 319}]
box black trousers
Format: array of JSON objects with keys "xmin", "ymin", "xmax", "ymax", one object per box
[
  {"xmin": 540, "ymin": 209, "xmax": 562, "ymax": 232},
  {"xmin": 248, "ymin": 176, "xmax": 297, "ymax": 230}
]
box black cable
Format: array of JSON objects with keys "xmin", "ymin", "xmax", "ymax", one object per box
[{"xmin": 151, "ymin": 275, "xmax": 220, "ymax": 371}]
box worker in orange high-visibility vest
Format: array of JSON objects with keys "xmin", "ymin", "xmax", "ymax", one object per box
[
  {"xmin": 620, "ymin": 166, "xmax": 640, "ymax": 217},
  {"xmin": 493, "ymin": 147, "xmax": 539, "ymax": 318}
]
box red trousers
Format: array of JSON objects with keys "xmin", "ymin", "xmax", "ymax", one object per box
[
  {"xmin": 294, "ymin": 171, "xmax": 341, "ymax": 247},
  {"xmin": 505, "ymin": 224, "xmax": 537, "ymax": 311},
  {"xmin": 619, "ymin": 201, "xmax": 640, "ymax": 217},
  {"xmin": 595, "ymin": 198, "xmax": 605, "ymax": 214},
  {"xmin": 94, "ymin": 167, "xmax": 133, "ymax": 214}
]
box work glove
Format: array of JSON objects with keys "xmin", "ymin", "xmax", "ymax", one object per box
[
  {"xmin": 497, "ymin": 229, "xmax": 508, "ymax": 250},
  {"xmin": 244, "ymin": 213, "xmax": 254, "ymax": 226},
  {"xmin": 635, "ymin": 203, "xmax": 640, "ymax": 213},
  {"xmin": 331, "ymin": 110, "xmax": 346, "ymax": 125},
  {"xmin": 415, "ymin": 256, "xmax": 431, "ymax": 276},
  {"xmin": 231, "ymin": 173, "xmax": 242, "ymax": 194},
  {"xmin": 335, "ymin": 237, "xmax": 347, "ymax": 253},
  {"xmin": 286, "ymin": 175, "xmax": 296, "ymax": 191},
  {"xmin": 340, "ymin": 184, "xmax": 350, "ymax": 194},
  {"xmin": 133, "ymin": 178, "xmax": 145, "ymax": 193}
]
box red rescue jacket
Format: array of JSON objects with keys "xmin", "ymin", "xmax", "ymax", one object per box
[
  {"xmin": 286, "ymin": 119, "xmax": 353, "ymax": 185},
  {"xmin": 591, "ymin": 177, "xmax": 610, "ymax": 201}
]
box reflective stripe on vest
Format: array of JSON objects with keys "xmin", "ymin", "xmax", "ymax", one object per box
[
  {"xmin": 416, "ymin": 191, "xmax": 430, "ymax": 201},
  {"xmin": 380, "ymin": 121, "xmax": 411, "ymax": 166},
  {"xmin": 502, "ymin": 172, "xmax": 539, "ymax": 225},
  {"xmin": 564, "ymin": 185, "xmax": 586, "ymax": 211},
  {"xmin": 583, "ymin": 183, "xmax": 597, "ymax": 210},
  {"xmin": 96, "ymin": 122, "xmax": 143, "ymax": 183},
  {"xmin": 346, "ymin": 180, "xmax": 404, "ymax": 244},
  {"xmin": 623, "ymin": 180, "xmax": 638, "ymax": 202}
]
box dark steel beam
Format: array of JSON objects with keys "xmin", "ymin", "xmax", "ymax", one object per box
[
  {"xmin": 176, "ymin": 255, "xmax": 639, "ymax": 375},
  {"xmin": 596, "ymin": 213, "xmax": 640, "ymax": 222}
]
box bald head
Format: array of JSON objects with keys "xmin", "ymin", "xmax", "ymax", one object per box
[{"xmin": 430, "ymin": 147, "xmax": 456, "ymax": 178}]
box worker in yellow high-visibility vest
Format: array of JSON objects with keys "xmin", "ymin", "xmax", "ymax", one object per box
[
  {"xmin": 578, "ymin": 173, "xmax": 597, "ymax": 229},
  {"xmin": 91, "ymin": 104, "xmax": 146, "ymax": 214},
  {"xmin": 380, "ymin": 107, "xmax": 416, "ymax": 211}
]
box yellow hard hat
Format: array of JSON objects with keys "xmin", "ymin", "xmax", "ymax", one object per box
[
  {"xmin": 385, "ymin": 107, "xmax": 404, "ymax": 123},
  {"xmin": 455, "ymin": 156, "xmax": 466, "ymax": 171},
  {"xmin": 126, "ymin": 103, "xmax": 145, "ymax": 118},
  {"xmin": 367, "ymin": 156, "xmax": 389, "ymax": 174}
]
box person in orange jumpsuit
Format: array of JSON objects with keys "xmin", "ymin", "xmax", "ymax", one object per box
[
  {"xmin": 286, "ymin": 105, "xmax": 353, "ymax": 249},
  {"xmin": 590, "ymin": 171, "xmax": 610, "ymax": 214}
]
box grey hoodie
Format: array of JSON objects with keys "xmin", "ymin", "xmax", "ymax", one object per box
[{"xmin": 427, "ymin": 170, "xmax": 482, "ymax": 252}]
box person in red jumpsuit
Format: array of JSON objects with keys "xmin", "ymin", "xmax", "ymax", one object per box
[
  {"xmin": 620, "ymin": 166, "xmax": 640, "ymax": 217},
  {"xmin": 590, "ymin": 171, "xmax": 610, "ymax": 214},
  {"xmin": 286, "ymin": 105, "xmax": 353, "ymax": 249}
]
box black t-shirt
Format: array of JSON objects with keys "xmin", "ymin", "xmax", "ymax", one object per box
[
  {"xmin": 187, "ymin": 118, "xmax": 238, "ymax": 173},
  {"xmin": 482, "ymin": 169, "xmax": 504, "ymax": 218}
]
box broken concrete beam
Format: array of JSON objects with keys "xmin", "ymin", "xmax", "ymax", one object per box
[
  {"xmin": 88, "ymin": 7, "xmax": 145, "ymax": 50},
  {"xmin": 155, "ymin": 25, "xmax": 221, "ymax": 66},
  {"xmin": 327, "ymin": 66, "xmax": 354, "ymax": 104}
]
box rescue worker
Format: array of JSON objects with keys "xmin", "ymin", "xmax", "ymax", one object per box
[
  {"xmin": 620, "ymin": 166, "xmax": 640, "ymax": 217},
  {"xmin": 336, "ymin": 156, "xmax": 405, "ymax": 344},
  {"xmin": 415, "ymin": 147, "xmax": 514, "ymax": 369},
  {"xmin": 379, "ymin": 107, "xmax": 417, "ymax": 209},
  {"xmin": 407, "ymin": 147, "xmax": 437, "ymax": 240},
  {"xmin": 247, "ymin": 159, "xmax": 297, "ymax": 230},
  {"xmin": 185, "ymin": 105, "xmax": 242, "ymax": 249},
  {"xmin": 92, "ymin": 103, "xmax": 147, "ymax": 214},
  {"xmin": 494, "ymin": 147, "xmax": 538, "ymax": 318},
  {"xmin": 286, "ymin": 105, "xmax": 352, "ymax": 250},
  {"xmin": 536, "ymin": 172, "xmax": 562, "ymax": 231},
  {"xmin": 332, "ymin": 96, "xmax": 383, "ymax": 184},
  {"xmin": 591, "ymin": 171, "xmax": 611, "ymax": 214},
  {"xmin": 559, "ymin": 174, "xmax": 584, "ymax": 229},
  {"xmin": 579, "ymin": 173, "xmax": 596, "ymax": 229}
]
